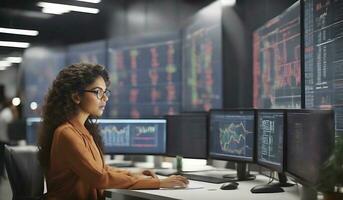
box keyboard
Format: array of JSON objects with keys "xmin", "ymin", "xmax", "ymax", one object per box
[
  {"xmin": 106, "ymin": 160, "xmax": 134, "ymax": 168},
  {"xmin": 156, "ymin": 169, "xmax": 235, "ymax": 183},
  {"xmin": 182, "ymin": 173, "xmax": 231, "ymax": 183}
]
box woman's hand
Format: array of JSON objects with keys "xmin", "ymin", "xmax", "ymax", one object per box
[{"xmin": 160, "ymin": 175, "xmax": 189, "ymax": 189}]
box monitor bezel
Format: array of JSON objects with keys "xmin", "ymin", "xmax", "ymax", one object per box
[
  {"xmin": 165, "ymin": 112, "xmax": 208, "ymax": 159},
  {"xmin": 285, "ymin": 109, "xmax": 335, "ymax": 186},
  {"xmin": 208, "ymin": 108, "xmax": 257, "ymax": 163},
  {"xmin": 256, "ymin": 109, "xmax": 286, "ymax": 173},
  {"xmin": 95, "ymin": 118, "xmax": 168, "ymax": 156}
]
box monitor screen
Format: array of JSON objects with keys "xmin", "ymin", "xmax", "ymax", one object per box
[
  {"xmin": 182, "ymin": 1, "xmax": 222, "ymax": 112},
  {"xmin": 209, "ymin": 110, "xmax": 255, "ymax": 162},
  {"xmin": 166, "ymin": 112, "xmax": 208, "ymax": 159},
  {"xmin": 26, "ymin": 117, "xmax": 42, "ymax": 145},
  {"xmin": 304, "ymin": 0, "xmax": 343, "ymax": 135},
  {"xmin": 253, "ymin": 1, "xmax": 301, "ymax": 109},
  {"xmin": 97, "ymin": 119, "xmax": 166, "ymax": 155},
  {"xmin": 107, "ymin": 33, "xmax": 181, "ymax": 118},
  {"xmin": 257, "ymin": 110, "xmax": 285, "ymax": 172},
  {"xmin": 286, "ymin": 110, "xmax": 335, "ymax": 185}
]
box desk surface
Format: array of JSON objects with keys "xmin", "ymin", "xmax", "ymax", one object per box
[{"xmin": 105, "ymin": 174, "xmax": 301, "ymax": 200}]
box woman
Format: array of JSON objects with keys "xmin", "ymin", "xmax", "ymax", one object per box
[{"xmin": 38, "ymin": 63, "xmax": 188, "ymax": 200}]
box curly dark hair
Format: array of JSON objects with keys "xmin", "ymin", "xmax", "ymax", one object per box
[{"xmin": 38, "ymin": 63, "xmax": 110, "ymax": 172}]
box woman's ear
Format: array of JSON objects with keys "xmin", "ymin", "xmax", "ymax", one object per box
[{"xmin": 71, "ymin": 93, "xmax": 81, "ymax": 104}]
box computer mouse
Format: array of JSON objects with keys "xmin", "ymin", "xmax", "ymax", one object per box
[{"xmin": 220, "ymin": 182, "xmax": 239, "ymax": 190}]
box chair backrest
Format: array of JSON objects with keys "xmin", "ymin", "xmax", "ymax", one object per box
[
  {"xmin": 4, "ymin": 145, "xmax": 44, "ymax": 200},
  {"xmin": 7, "ymin": 120, "xmax": 26, "ymax": 141}
]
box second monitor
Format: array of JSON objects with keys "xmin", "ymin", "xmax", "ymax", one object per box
[
  {"xmin": 209, "ymin": 109, "xmax": 256, "ymax": 181},
  {"xmin": 251, "ymin": 110, "xmax": 293, "ymax": 193},
  {"xmin": 166, "ymin": 112, "xmax": 208, "ymax": 159}
]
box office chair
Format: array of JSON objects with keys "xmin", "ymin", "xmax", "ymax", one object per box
[
  {"xmin": 4, "ymin": 145, "xmax": 45, "ymax": 200},
  {"xmin": 7, "ymin": 120, "xmax": 26, "ymax": 141}
]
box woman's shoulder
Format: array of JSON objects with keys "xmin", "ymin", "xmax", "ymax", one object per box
[
  {"xmin": 54, "ymin": 122, "xmax": 76, "ymax": 139},
  {"xmin": 52, "ymin": 122, "xmax": 88, "ymax": 149}
]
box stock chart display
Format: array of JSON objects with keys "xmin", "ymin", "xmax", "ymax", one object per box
[
  {"xmin": 97, "ymin": 119, "xmax": 166, "ymax": 154},
  {"xmin": 67, "ymin": 40, "xmax": 106, "ymax": 66},
  {"xmin": 304, "ymin": 0, "xmax": 343, "ymax": 133},
  {"xmin": 107, "ymin": 34, "xmax": 181, "ymax": 118},
  {"xmin": 253, "ymin": 1, "xmax": 301, "ymax": 109},
  {"xmin": 22, "ymin": 48, "xmax": 65, "ymax": 117},
  {"xmin": 209, "ymin": 111, "xmax": 255, "ymax": 161},
  {"xmin": 257, "ymin": 111, "xmax": 284, "ymax": 171},
  {"xmin": 182, "ymin": 1, "xmax": 222, "ymax": 111}
]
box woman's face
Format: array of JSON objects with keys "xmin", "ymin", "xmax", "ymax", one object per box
[{"xmin": 78, "ymin": 76, "xmax": 109, "ymax": 117}]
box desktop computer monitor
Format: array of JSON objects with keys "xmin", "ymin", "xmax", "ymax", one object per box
[
  {"xmin": 97, "ymin": 119, "xmax": 167, "ymax": 155},
  {"xmin": 166, "ymin": 112, "xmax": 208, "ymax": 159},
  {"xmin": 26, "ymin": 117, "xmax": 42, "ymax": 145},
  {"xmin": 257, "ymin": 110, "xmax": 285, "ymax": 173},
  {"xmin": 286, "ymin": 110, "xmax": 335, "ymax": 186},
  {"xmin": 209, "ymin": 109, "xmax": 256, "ymax": 162},
  {"xmin": 209, "ymin": 109, "xmax": 256, "ymax": 181},
  {"xmin": 251, "ymin": 110, "xmax": 294, "ymax": 193}
]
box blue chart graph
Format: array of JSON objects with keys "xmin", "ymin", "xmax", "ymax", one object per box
[
  {"xmin": 97, "ymin": 119, "xmax": 166, "ymax": 154},
  {"xmin": 100, "ymin": 124, "xmax": 130, "ymax": 147},
  {"xmin": 219, "ymin": 122, "xmax": 252, "ymax": 156},
  {"xmin": 210, "ymin": 112, "xmax": 255, "ymax": 160}
]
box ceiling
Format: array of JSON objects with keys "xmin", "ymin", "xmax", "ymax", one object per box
[
  {"xmin": 0, "ymin": 0, "xmax": 214, "ymax": 59},
  {"xmin": 0, "ymin": 0, "xmax": 112, "ymax": 57}
]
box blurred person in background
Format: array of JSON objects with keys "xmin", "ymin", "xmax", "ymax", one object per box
[{"xmin": 0, "ymin": 85, "xmax": 17, "ymax": 179}]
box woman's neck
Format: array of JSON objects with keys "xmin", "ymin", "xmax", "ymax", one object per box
[{"xmin": 72, "ymin": 111, "xmax": 89, "ymax": 126}]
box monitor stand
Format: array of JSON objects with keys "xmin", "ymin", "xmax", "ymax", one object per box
[
  {"xmin": 250, "ymin": 172, "xmax": 294, "ymax": 193},
  {"xmin": 222, "ymin": 163, "xmax": 256, "ymax": 181},
  {"xmin": 272, "ymin": 173, "xmax": 295, "ymax": 187},
  {"xmin": 250, "ymin": 184, "xmax": 284, "ymax": 193}
]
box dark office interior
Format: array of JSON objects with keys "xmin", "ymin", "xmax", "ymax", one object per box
[{"xmin": 0, "ymin": 0, "xmax": 342, "ymax": 199}]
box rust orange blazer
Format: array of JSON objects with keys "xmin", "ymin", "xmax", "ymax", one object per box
[{"xmin": 46, "ymin": 119, "xmax": 160, "ymax": 200}]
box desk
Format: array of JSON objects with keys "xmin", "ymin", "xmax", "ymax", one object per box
[{"xmin": 104, "ymin": 174, "xmax": 301, "ymax": 200}]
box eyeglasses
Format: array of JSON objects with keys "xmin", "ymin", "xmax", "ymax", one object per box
[{"xmin": 81, "ymin": 89, "xmax": 111, "ymax": 100}]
